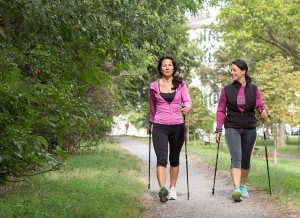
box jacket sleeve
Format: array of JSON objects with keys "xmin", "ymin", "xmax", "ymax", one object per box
[
  {"xmin": 181, "ymin": 82, "xmax": 192, "ymax": 112},
  {"xmin": 216, "ymin": 88, "xmax": 226, "ymax": 130},
  {"xmin": 255, "ymin": 87, "xmax": 266, "ymax": 112},
  {"xmin": 149, "ymin": 88, "xmax": 156, "ymax": 124}
]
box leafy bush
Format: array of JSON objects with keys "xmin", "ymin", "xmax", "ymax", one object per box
[{"xmin": 0, "ymin": 0, "xmax": 203, "ymax": 181}]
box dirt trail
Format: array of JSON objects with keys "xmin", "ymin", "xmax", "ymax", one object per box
[{"xmin": 118, "ymin": 136, "xmax": 300, "ymax": 218}]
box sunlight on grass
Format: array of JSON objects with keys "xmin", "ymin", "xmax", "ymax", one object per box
[{"xmin": 0, "ymin": 141, "xmax": 145, "ymax": 218}]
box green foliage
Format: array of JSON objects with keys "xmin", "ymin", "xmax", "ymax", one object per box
[
  {"xmin": 177, "ymin": 40, "xmax": 205, "ymax": 84},
  {"xmin": 128, "ymin": 110, "xmax": 149, "ymax": 130},
  {"xmin": 213, "ymin": 0, "xmax": 300, "ymax": 66},
  {"xmin": 0, "ymin": 0, "xmax": 204, "ymax": 181},
  {"xmin": 254, "ymin": 56, "xmax": 300, "ymax": 125},
  {"xmin": 188, "ymin": 87, "xmax": 215, "ymax": 136}
]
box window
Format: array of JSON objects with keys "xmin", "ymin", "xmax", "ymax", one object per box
[{"xmin": 199, "ymin": 29, "xmax": 207, "ymax": 41}]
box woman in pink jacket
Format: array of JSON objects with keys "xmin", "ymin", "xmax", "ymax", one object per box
[{"xmin": 149, "ymin": 55, "xmax": 192, "ymax": 202}]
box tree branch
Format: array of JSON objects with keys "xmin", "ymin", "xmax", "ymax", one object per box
[
  {"xmin": 247, "ymin": 9, "xmax": 300, "ymax": 61},
  {"xmin": 0, "ymin": 163, "xmax": 63, "ymax": 183}
]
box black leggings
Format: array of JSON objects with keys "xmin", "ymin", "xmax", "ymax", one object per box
[
  {"xmin": 225, "ymin": 128, "xmax": 257, "ymax": 170},
  {"xmin": 152, "ymin": 123, "xmax": 184, "ymax": 167}
]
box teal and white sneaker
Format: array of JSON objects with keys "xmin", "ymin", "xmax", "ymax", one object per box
[
  {"xmin": 232, "ymin": 187, "xmax": 242, "ymax": 202},
  {"xmin": 158, "ymin": 186, "xmax": 169, "ymax": 203},
  {"xmin": 240, "ymin": 185, "xmax": 249, "ymax": 198}
]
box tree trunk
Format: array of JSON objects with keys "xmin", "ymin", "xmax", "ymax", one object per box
[
  {"xmin": 273, "ymin": 124, "xmax": 278, "ymax": 151},
  {"xmin": 278, "ymin": 121, "xmax": 287, "ymax": 147},
  {"xmin": 272, "ymin": 124, "xmax": 277, "ymax": 164},
  {"xmin": 298, "ymin": 128, "xmax": 300, "ymax": 150},
  {"xmin": 274, "ymin": 143, "xmax": 278, "ymax": 164}
]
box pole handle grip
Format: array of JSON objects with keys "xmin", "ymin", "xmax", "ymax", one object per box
[{"xmin": 260, "ymin": 107, "xmax": 265, "ymax": 125}]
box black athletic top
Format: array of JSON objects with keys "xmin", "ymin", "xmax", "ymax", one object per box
[{"xmin": 160, "ymin": 92, "xmax": 176, "ymax": 104}]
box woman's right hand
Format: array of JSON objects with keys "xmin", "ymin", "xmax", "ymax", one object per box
[
  {"xmin": 147, "ymin": 124, "xmax": 153, "ymax": 134},
  {"xmin": 181, "ymin": 106, "xmax": 188, "ymax": 115},
  {"xmin": 216, "ymin": 133, "xmax": 221, "ymax": 143},
  {"xmin": 260, "ymin": 109, "xmax": 268, "ymax": 120}
]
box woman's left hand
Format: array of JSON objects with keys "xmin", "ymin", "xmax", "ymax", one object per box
[
  {"xmin": 260, "ymin": 109, "xmax": 268, "ymax": 119},
  {"xmin": 181, "ymin": 106, "xmax": 188, "ymax": 115}
]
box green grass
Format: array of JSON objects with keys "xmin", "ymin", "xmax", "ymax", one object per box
[
  {"xmin": 188, "ymin": 140, "xmax": 300, "ymax": 211},
  {"xmin": 286, "ymin": 135, "xmax": 300, "ymax": 146},
  {"xmin": 255, "ymin": 135, "xmax": 300, "ymax": 146},
  {"xmin": 255, "ymin": 135, "xmax": 300, "ymax": 156},
  {"xmin": 0, "ymin": 142, "xmax": 145, "ymax": 218}
]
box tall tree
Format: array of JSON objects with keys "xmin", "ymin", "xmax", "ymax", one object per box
[
  {"xmin": 254, "ymin": 56, "xmax": 300, "ymax": 147},
  {"xmin": 212, "ymin": 0, "xmax": 300, "ymax": 67}
]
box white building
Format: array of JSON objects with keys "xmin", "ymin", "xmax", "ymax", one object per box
[
  {"xmin": 187, "ymin": 7, "xmax": 222, "ymax": 113},
  {"xmin": 187, "ymin": 8, "xmax": 222, "ymax": 67}
]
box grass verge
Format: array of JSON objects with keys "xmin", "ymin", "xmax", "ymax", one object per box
[
  {"xmin": 0, "ymin": 142, "xmax": 145, "ymax": 218},
  {"xmin": 188, "ymin": 140, "xmax": 300, "ymax": 211},
  {"xmin": 255, "ymin": 136, "xmax": 300, "ymax": 156}
]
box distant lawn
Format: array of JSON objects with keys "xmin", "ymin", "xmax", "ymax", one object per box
[
  {"xmin": 286, "ymin": 135, "xmax": 300, "ymax": 146},
  {"xmin": 255, "ymin": 135, "xmax": 300, "ymax": 146},
  {"xmin": 194, "ymin": 135, "xmax": 300, "ymax": 157},
  {"xmin": 0, "ymin": 142, "xmax": 145, "ymax": 218},
  {"xmin": 255, "ymin": 135, "xmax": 300, "ymax": 156}
]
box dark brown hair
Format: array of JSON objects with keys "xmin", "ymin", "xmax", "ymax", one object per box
[
  {"xmin": 231, "ymin": 59, "xmax": 252, "ymax": 83},
  {"xmin": 157, "ymin": 55, "xmax": 183, "ymax": 90}
]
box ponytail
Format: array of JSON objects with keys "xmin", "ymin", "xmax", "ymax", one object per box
[{"xmin": 172, "ymin": 75, "xmax": 183, "ymax": 90}]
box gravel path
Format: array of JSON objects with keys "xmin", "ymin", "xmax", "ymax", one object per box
[{"xmin": 118, "ymin": 136, "xmax": 300, "ymax": 218}]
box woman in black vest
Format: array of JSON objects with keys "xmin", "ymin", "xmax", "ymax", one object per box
[{"xmin": 215, "ymin": 59, "xmax": 268, "ymax": 202}]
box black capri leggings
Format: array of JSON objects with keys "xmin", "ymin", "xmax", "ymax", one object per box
[
  {"xmin": 225, "ymin": 128, "xmax": 257, "ymax": 170},
  {"xmin": 152, "ymin": 123, "xmax": 185, "ymax": 167}
]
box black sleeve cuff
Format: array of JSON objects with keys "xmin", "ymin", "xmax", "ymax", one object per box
[{"xmin": 214, "ymin": 130, "xmax": 222, "ymax": 135}]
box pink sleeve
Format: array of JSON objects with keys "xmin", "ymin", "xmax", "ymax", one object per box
[
  {"xmin": 216, "ymin": 88, "xmax": 226, "ymax": 130},
  {"xmin": 149, "ymin": 88, "xmax": 156, "ymax": 123},
  {"xmin": 255, "ymin": 87, "xmax": 266, "ymax": 112},
  {"xmin": 181, "ymin": 83, "xmax": 192, "ymax": 112}
]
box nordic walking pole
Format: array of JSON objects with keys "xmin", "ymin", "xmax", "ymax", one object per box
[
  {"xmin": 212, "ymin": 141, "xmax": 220, "ymax": 195},
  {"xmin": 182, "ymin": 105, "xmax": 190, "ymax": 200},
  {"xmin": 148, "ymin": 125, "xmax": 151, "ymax": 189},
  {"xmin": 262, "ymin": 116, "xmax": 272, "ymax": 195},
  {"xmin": 183, "ymin": 114, "xmax": 190, "ymax": 200}
]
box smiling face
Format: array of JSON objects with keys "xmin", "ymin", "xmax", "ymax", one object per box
[
  {"xmin": 160, "ymin": 59, "xmax": 174, "ymax": 78},
  {"xmin": 231, "ymin": 64, "xmax": 246, "ymax": 83}
]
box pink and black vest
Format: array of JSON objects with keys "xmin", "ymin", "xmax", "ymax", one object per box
[{"xmin": 224, "ymin": 82, "xmax": 257, "ymax": 129}]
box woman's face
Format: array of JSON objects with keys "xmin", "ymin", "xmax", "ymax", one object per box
[
  {"xmin": 231, "ymin": 64, "xmax": 245, "ymax": 82},
  {"xmin": 161, "ymin": 59, "xmax": 174, "ymax": 78}
]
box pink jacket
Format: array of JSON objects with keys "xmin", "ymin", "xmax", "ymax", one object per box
[{"xmin": 149, "ymin": 80, "xmax": 192, "ymax": 125}]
